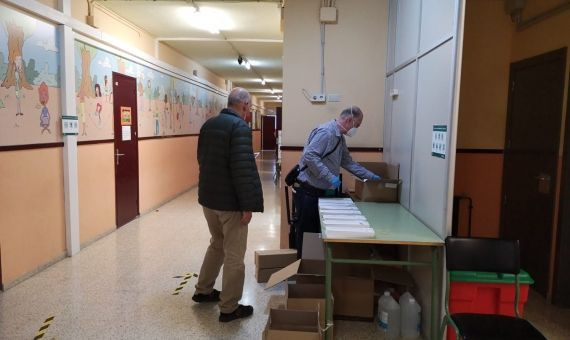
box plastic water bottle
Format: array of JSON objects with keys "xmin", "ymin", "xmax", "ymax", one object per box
[
  {"xmin": 400, "ymin": 292, "xmax": 421, "ymax": 339},
  {"xmin": 378, "ymin": 291, "xmax": 400, "ymax": 339}
]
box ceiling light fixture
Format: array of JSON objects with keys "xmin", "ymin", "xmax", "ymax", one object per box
[
  {"xmin": 237, "ymin": 55, "xmax": 243, "ymax": 65},
  {"xmin": 178, "ymin": 5, "xmax": 232, "ymax": 34},
  {"xmin": 270, "ymin": 88, "xmax": 275, "ymax": 94},
  {"xmin": 244, "ymin": 61, "xmax": 251, "ymax": 70},
  {"xmin": 261, "ymin": 79, "xmax": 266, "ymax": 85}
]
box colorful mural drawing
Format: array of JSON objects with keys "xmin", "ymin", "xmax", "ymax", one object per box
[{"xmin": 0, "ymin": 6, "xmax": 61, "ymax": 146}]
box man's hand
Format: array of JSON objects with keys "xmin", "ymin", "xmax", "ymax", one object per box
[
  {"xmin": 371, "ymin": 175, "xmax": 381, "ymax": 181},
  {"xmin": 331, "ymin": 176, "xmax": 341, "ymax": 189},
  {"xmin": 241, "ymin": 211, "xmax": 252, "ymax": 225}
]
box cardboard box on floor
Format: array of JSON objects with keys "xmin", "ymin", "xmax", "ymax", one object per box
[
  {"xmin": 263, "ymin": 308, "xmax": 321, "ymax": 340},
  {"xmin": 256, "ymin": 267, "xmax": 283, "ymax": 283},
  {"xmin": 353, "ymin": 162, "xmax": 401, "ymax": 202},
  {"xmin": 266, "ymin": 233, "xmax": 325, "ymax": 289},
  {"xmin": 286, "ymin": 283, "xmax": 328, "ymax": 330},
  {"xmin": 255, "ymin": 249, "xmax": 298, "ymax": 269},
  {"xmin": 332, "ymin": 269, "xmax": 375, "ymax": 319}
]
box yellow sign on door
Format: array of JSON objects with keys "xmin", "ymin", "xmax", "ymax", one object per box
[{"xmin": 121, "ymin": 106, "xmax": 132, "ymax": 126}]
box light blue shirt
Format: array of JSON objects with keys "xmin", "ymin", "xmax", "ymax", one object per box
[{"xmin": 297, "ymin": 120, "xmax": 376, "ymax": 190}]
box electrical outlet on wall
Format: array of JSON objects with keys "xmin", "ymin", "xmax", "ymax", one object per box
[{"xmin": 310, "ymin": 93, "xmax": 326, "ymax": 103}]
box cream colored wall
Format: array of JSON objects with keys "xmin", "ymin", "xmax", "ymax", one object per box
[
  {"xmin": 457, "ymin": 0, "xmax": 513, "ymax": 149},
  {"xmin": 253, "ymin": 130, "xmax": 262, "ymax": 152},
  {"xmin": 0, "ymin": 148, "xmax": 66, "ymax": 286},
  {"xmin": 158, "ymin": 43, "xmax": 226, "ymax": 90},
  {"xmin": 70, "ymin": 2, "xmax": 227, "ymax": 89},
  {"xmin": 282, "ymin": 0, "xmax": 387, "ymax": 148},
  {"xmin": 139, "ymin": 137, "xmax": 199, "ymax": 213},
  {"xmin": 78, "ymin": 143, "xmax": 116, "ymax": 245}
]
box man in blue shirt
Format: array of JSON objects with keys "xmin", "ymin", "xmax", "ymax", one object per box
[{"xmin": 293, "ymin": 106, "xmax": 380, "ymax": 256}]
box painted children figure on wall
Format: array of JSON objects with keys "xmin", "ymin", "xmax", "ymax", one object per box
[
  {"xmin": 137, "ymin": 75, "xmax": 144, "ymax": 112},
  {"xmin": 176, "ymin": 94, "xmax": 183, "ymax": 130},
  {"xmin": 104, "ymin": 75, "xmax": 112, "ymax": 103},
  {"xmin": 38, "ymin": 81, "xmax": 50, "ymax": 134},
  {"xmin": 163, "ymin": 94, "xmax": 170, "ymax": 134},
  {"xmin": 78, "ymin": 93, "xmax": 87, "ymax": 136},
  {"xmin": 146, "ymin": 79, "xmax": 152, "ymax": 113},
  {"xmin": 94, "ymin": 83, "xmax": 102, "ymax": 126}
]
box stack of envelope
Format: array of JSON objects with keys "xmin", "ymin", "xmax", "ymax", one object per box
[{"xmin": 318, "ymin": 198, "xmax": 375, "ymax": 239}]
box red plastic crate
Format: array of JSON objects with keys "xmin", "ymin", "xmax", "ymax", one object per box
[{"xmin": 446, "ymin": 281, "xmax": 530, "ymax": 340}]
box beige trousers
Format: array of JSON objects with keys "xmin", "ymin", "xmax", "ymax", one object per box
[{"xmin": 195, "ymin": 206, "xmax": 248, "ymax": 313}]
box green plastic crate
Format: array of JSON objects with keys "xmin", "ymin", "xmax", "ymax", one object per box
[{"xmin": 450, "ymin": 270, "xmax": 534, "ymax": 284}]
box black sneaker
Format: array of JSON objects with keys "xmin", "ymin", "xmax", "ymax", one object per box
[
  {"xmin": 219, "ymin": 304, "xmax": 254, "ymax": 323},
  {"xmin": 192, "ymin": 289, "xmax": 221, "ymax": 303}
]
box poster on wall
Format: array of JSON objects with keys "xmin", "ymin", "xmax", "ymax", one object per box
[
  {"xmin": 0, "ymin": 6, "xmax": 62, "ymax": 147},
  {"xmin": 120, "ymin": 106, "xmax": 131, "ymax": 125},
  {"xmin": 432, "ymin": 124, "xmax": 447, "ymax": 159}
]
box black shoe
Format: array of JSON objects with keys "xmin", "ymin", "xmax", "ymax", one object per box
[
  {"xmin": 219, "ymin": 304, "xmax": 254, "ymax": 322},
  {"xmin": 192, "ymin": 289, "xmax": 220, "ymax": 303}
]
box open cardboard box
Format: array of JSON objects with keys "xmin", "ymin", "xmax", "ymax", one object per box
[
  {"xmin": 353, "ymin": 162, "xmax": 401, "ymax": 202},
  {"xmin": 287, "ymin": 283, "xmax": 329, "ymax": 330},
  {"xmin": 263, "ymin": 308, "xmax": 321, "ymax": 340},
  {"xmin": 266, "ymin": 233, "xmax": 325, "ymax": 289}
]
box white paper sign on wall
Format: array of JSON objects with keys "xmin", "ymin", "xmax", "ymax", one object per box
[
  {"xmin": 62, "ymin": 115, "xmax": 79, "ymax": 135},
  {"xmin": 432, "ymin": 125, "xmax": 447, "ymax": 159}
]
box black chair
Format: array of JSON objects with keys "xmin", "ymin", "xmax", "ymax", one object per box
[{"xmin": 441, "ymin": 237, "xmax": 546, "ymax": 340}]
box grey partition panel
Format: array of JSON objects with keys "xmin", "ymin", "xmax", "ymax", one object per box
[
  {"xmin": 390, "ymin": 63, "xmax": 417, "ymax": 208},
  {"xmin": 410, "ymin": 40, "xmax": 455, "ymax": 238},
  {"xmin": 419, "ymin": 0, "xmax": 456, "ymax": 52},
  {"xmin": 395, "ymin": 0, "xmax": 420, "ymax": 67},
  {"xmin": 386, "ymin": 0, "xmax": 398, "ymax": 72},
  {"xmin": 383, "ymin": 75, "xmax": 394, "ymax": 163}
]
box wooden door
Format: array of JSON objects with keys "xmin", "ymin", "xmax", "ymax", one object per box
[
  {"xmin": 501, "ymin": 48, "xmax": 566, "ymax": 297},
  {"xmin": 262, "ymin": 115, "xmax": 277, "ymax": 151},
  {"xmin": 113, "ymin": 72, "xmax": 139, "ymax": 228}
]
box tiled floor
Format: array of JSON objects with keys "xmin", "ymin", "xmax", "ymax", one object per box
[{"xmin": 0, "ymin": 151, "xmax": 568, "ymax": 339}]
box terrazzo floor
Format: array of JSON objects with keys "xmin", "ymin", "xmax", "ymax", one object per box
[{"xmin": 0, "ymin": 151, "xmax": 568, "ymax": 339}]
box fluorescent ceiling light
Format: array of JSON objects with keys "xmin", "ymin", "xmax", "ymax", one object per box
[{"xmin": 178, "ymin": 6, "xmax": 233, "ymax": 34}]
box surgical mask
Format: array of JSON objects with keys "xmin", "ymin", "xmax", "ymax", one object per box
[
  {"xmin": 346, "ymin": 126, "xmax": 358, "ymax": 137},
  {"xmin": 346, "ymin": 107, "xmax": 358, "ymax": 137}
]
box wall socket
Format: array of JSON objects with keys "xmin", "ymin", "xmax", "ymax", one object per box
[{"xmin": 310, "ymin": 93, "xmax": 326, "ymax": 103}]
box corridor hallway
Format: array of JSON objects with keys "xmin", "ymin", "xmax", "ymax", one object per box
[{"xmin": 0, "ymin": 151, "xmax": 568, "ymax": 339}]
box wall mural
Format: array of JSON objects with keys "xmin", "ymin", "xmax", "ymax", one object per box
[
  {"xmin": 74, "ymin": 41, "xmax": 227, "ymax": 141},
  {"xmin": 0, "ymin": 6, "xmax": 61, "ymax": 146},
  {"xmin": 0, "ymin": 5, "xmax": 226, "ymax": 147}
]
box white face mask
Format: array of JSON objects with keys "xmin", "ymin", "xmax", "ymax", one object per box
[{"xmin": 346, "ymin": 126, "xmax": 358, "ymax": 137}]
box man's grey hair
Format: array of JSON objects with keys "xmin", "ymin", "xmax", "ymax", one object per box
[
  {"xmin": 340, "ymin": 106, "xmax": 363, "ymax": 119},
  {"xmin": 227, "ymin": 87, "xmax": 251, "ymax": 107}
]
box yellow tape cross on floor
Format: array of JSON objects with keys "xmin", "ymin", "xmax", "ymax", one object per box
[
  {"xmin": 172, "ymin": 272, "xmax": 198, "ymax": 295},
  {"xmin": 34, "ymin": 316, "xmax": 54, "ymax": 340}
]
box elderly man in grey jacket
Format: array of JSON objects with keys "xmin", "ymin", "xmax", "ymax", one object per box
[{"xmin": 192, "ymin": 87, "xmax": 263, "ymax": 323}]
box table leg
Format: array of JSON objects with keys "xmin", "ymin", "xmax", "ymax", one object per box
[
  {"xmin": 431, "ymin": 246, "xmax": 442, "ymax": 340},
  {"xmin": 325, "ymin": 244, "xmax": 333, "ymax": 340}
]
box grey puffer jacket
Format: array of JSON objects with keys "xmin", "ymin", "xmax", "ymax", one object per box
[{"xmin": 197, "ymin": 108, "xmax": 264, "ymax": 212}]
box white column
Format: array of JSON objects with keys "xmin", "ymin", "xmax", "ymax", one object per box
[{"xmin": 59, "ymin": 24, "xmax": 80, "ymax": 256}]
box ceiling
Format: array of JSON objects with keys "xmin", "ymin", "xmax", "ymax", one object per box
[{"xmin": 96, "ymin": 0, "xmax": 283, "ymax": 103}]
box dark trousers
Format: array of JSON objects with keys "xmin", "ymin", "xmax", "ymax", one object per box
[{"xmin": 292, "ymin": 186, "xmax": 323, "ymax": 259}]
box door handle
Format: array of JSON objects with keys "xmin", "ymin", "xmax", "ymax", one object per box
[
  {"xmin": 115, "ymin": 148, "xmax": 125, "ymax": 165},
  {"xmin": 535, "ymin": 173, "xmax": 551, "ymax": 194}
]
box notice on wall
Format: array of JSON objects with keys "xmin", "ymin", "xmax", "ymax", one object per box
[
  {"xmin": 61, "ymin": 115, "xmax": 79, "ymax": 135},
  {"xmin": 432, "ymin": 125, "xmax": 447, "ymax": 159},
  {"xmin": 122, "ymin": 125, "xmax": 131, "ymax": 141},
  {"xmin": 121, "ymin": 106, "xmax": 132, "ymax": 126}
]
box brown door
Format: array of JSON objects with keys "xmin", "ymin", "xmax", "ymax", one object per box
[
  {"xmin": 501, "ymin": 48, "xmax": 566, "ymax": 297},
  {"xmin": 262, "ymin": 115, "xmax": 276, "ymax": 151},
  {"xmin": 113, "ymin": 72, "xmax": 139, "ymax": 228}
]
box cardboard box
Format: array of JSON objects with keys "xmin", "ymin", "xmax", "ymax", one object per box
[
  {"xmin": 353, "ymin": 162, "xmax": 401, "ymax": 202},
  {"xmin": 286, "ymin": 283, "xmax": 328, "ymax": 329},
  {"xmin": 257, "ymin": 267, "xmax": 283, "ymax": 283},
  {"xmin": 263, "ymin": 308, "xmax": 321, "ymax": 340},
  {"xmin": 266, "ymin": 259, "xmax": 325, "ymax": 289},
  {"xmin": 255, "ymin": 249, "xmax": 298, "ymax": 269},
  {"xmin": 332, "ymin": 267, "xmax": 374, "ymax": 319}
]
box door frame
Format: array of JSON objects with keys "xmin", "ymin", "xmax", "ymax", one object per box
[
  {"xmin": 112, "ymin": 72, "xmax": 140, "ymax": 228},
  {"xmin": 500, "ymin": 47, "xmax": 567, "ymax": 299}
]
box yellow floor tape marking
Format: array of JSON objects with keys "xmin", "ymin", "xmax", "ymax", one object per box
[
  {"xmin": 172, "ymin": 272, "xmax": 198, "ymax": 295},
  {"xmin": 33, "ymin": 316, "xmax": 54, "ymax": 340}
]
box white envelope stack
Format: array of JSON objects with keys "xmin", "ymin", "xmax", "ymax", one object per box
[{"xmin": 318, "ymin": 198, "xmax": 375, "ymax": 239}]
